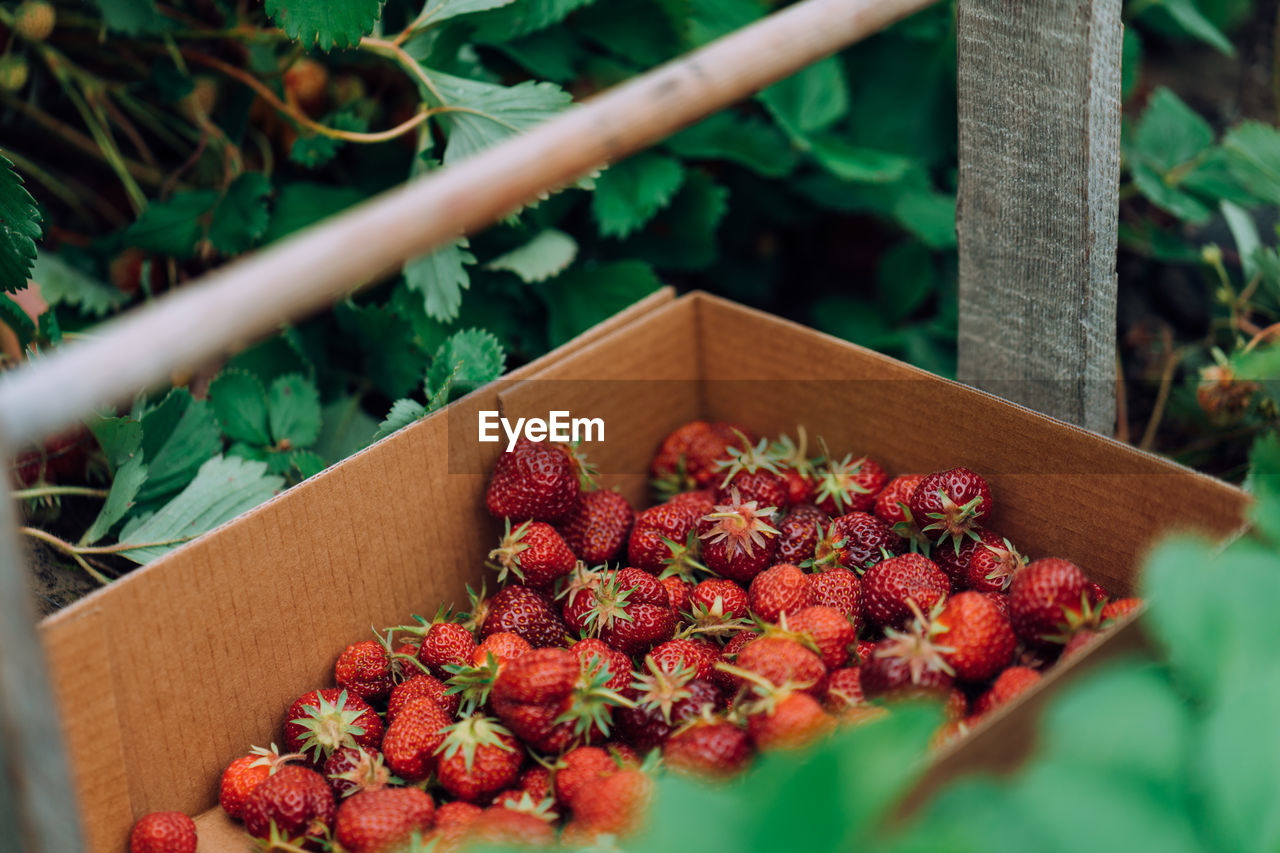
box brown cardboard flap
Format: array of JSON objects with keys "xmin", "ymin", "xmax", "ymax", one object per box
[{"xmin": 39, "ymin": 290, "xmax": 677, "ymax": 848}]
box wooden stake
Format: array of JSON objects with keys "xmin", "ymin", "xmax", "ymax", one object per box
[
  {"xmin": 955, "ymin": 0, "xmax": 1122, "ymax": 433},
  {"xmin": 0, "ymin": 0, "xmax": 935, "ymax": 447}
]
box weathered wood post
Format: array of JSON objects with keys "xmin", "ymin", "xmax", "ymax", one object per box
[{"xmin": 956, "ymin": 0, "xmax": 1123, "ymax": 434}]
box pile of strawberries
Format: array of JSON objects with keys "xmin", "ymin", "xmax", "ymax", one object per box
[{"xmin": 129, "ymin": 422, "xmax": 1142, "ymax": 853}]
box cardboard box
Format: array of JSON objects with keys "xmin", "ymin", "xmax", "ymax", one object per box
[{"xmin": 37, "ymin": 292, "xmax": 1249, "ymax": 851}]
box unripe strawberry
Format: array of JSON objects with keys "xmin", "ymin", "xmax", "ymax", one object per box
[
  {"xmin": 284, "ymin": 57, "xmax": 329, "ymax": 113},
  {"xmin": 0, "ymin": 56, "xmax": 30, "ymax": 92},
  {"xmin": 179, "ymin": 77, "xmax": 219, "ymax": 122},
  {"xmin": 14, "ymin": 1, "xmax": 55, "ymax": 41}
]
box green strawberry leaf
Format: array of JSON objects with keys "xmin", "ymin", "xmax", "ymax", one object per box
[
  {"xmin": 208, "ymin": 173, "xmax": 272, "ymax": 255},
  {"xmin": 1221, "ymin": 122, "xmax": 1280, "ymax": 206},
  {"xmin": 264, "ymin": 183, "xmax": 365, "ymax": 242},
  {"xmin": 1156, "ymin": 0, "xmax": 1235, "ymax": 56},
  {"xmin": 335, "ymin": 300, "xmax": 428, "ymax": 399},
  {"xmin": 0, "ymin": 155, "xmax": 41, "ymax": 295},
  {"xmin": 289, "ymin": 111, "xmax": 370, "ymax": 169},
  {"xmin": 591, "ymin": 153, "xmax": 686, "ymax": 239},
  {"xmin": 93, "ymin": 0, "xmax": 166, "ymax": 34},
  {"xmin": 759, "ymin": 56, "xmax": 849, "ymax": 139},
  {"xmin": 313, "ymin": 396, "xmax": 379, "ymax": 465},
  {"xmin": 29, "ymin": 253, "xmax": 127, "ymax": 317},
  {"xmin": 126, "ymin": 190, "xmax": 218, "ymax": 258},
  {"xmin": 88, "ymin": 414, "xmax": 144, "ymax": 470},
  {"xmin": 426, "ymin": 328, "xmax": 506, "ymax": 397},
  {"xmin": 1134, "ymin": 88, "xmax": 1215, "ymax": 174},
  {"xmin": 404, "ymin": 238, "xmax": 477, "ymax": 323},
  {"xmin": 135, "ymin": 389, "xmax": 223, "ymax": 501},
  {"xmin": 485, "ymin": 229, "xmax": 578, "ymax": 282},
  {"xmin": 286, "ymin": 449, "xmax": 327, "ymax": 480},
  {"xmin": 1198, "ymin": 677, "xmax": 1280, "ymax": 852},
  {"xmin": 264, "ymin": 0, "xmax": 384, "ymax": 49},
  {"xmin": 428, "ymin": 71, "xmax": 573, "ymax": 165},
  {"xmin": 666, "ymin": 112, "xmax": 799, "ymax": 178},
  {"xmin": 618, "ymin": 170, "xmax": 729, "ymax": 270},
  {"xmin": 892, "ymin": 189, "xmax": 958, "ymax": 249},
  {"xmin": 267, "ymin": 374, "xmax": 323, "ymax": 449},
  {"xmin": 208, "ymin": 370, "xmax": 272, "ymax": 447},
  {"xmin": 683, "ymin": 0, "xmax": 766, "ymax": 45},
  {"xmin": 375, "ymin": 398, "xmax": 428, "ymax": 440},
  {"xmin": 408, "ymin": 0, "xmax": 517, "ymax": 28},
  {"xmin": 83, "ymin": 456, "xmax": 148, "ymax": 545},
  {"xmin": 540, "ymin": 260, "xmax": 662, "ymax": 347},
  {"xmin": 573, "ymin": 0, "xmax": 683, "ymax": 67},
  {"xmin": 1246, "ymin": 432, "xmax": 1280, "ymax": 545},
  {"xmin": 470, "ymin": 0, "xmax": 598, "ymax": 41},
  {"xmin": 809, "ymin": 137, "xmax": 915, "ymax": 183},
  {"xmin": 117, "ymin": 455, "xmax": 283, "ymax": 563}
]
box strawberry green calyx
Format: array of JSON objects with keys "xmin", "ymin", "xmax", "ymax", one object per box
[
  {"xmin": 1042, "ymin": 592, "xmax": 1107, "ymax": 644},
  {"xmin": 920, "ymin": 490, "xmax": 986, "ymax": 553},
  {"xmin": 582, "ymin": 574, "xmax": 636, "ymax": 635},
  {"xmin": 563, "ymin": 440, "xmax": 600, "ymax": 492},
  {"xmin": 807, "ymin": 522, "xmax": 851, "ymax": 571},
  {"xmin": 651, "ymin": 455, "xmax": 696, "ymax": 503},
  {"xmin": 877, "ymin": 604, "xmax": 957, "ymax": 683},
  {"xmin": 487, "ymin": 518, "xmax": 534, "ymax": 584},
  {"xmin": 434, "ymin": 715, "xmax": 516, "ymax": 772},
  {"xmin": 677, "ymin": 598, "xmax": 750, "ymax": 639},
  {"xmin": 391, "ymin": 602, "xmax": 457, "ymax": 638},
  {"xmin": 328, "ymin": 749, "xmax": 392, "ymax": 797},
  {"xmin": 813, "ymin": 448, "xmax": 875, "ymax": 514},
  {"xmin": 698, "ymin": 488, "xmax": 780, "ymax": 559},
  {"xmin": 248, "ymin": 743, "xmax": 305, "ymax": 775},
  {"xmin": 715, "ymin": 433, "xmax": 783, "ymax": 488},
  {"xmin": 444, "ymin": 654, "xmax": 502, "ymax": 716},
  {"xmin": 252, "ymin": 820, "xmax": 318, "ymax": 853},
  {"xmin": 459, "ymin": 583, "xmax": 489, "ymax": 634},
  {"xmin": 554, "ymin": 655, "xmax": 636, "ymax": 738},
  {"xmin": 656, "ymin": 530, "xmax": 707, "ymax": 583},
  {"xmin": 770, "ymin": 427, "xmax": 821, "ymax": 480},
  {"xmin": 762, "ymin": 614, "xmax": 824, "ymax": 658},
  {"xmin": 631, "ymin": 656, "xmax": 697, "ymax": 725},
  {"xmin": 290, "ymin": 690, "xmax": 368, "ymax": 762},
  {"xmin": 501, "ymin": 790, "xmax": 560, "ymax": 823}
]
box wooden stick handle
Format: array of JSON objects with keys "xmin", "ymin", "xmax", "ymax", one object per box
[{"xmin": 0, "ymin": 0, "xmax": 935, "ymax": 446}]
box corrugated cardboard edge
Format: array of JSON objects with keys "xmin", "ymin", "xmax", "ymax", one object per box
[{"xmin": 37, "ymin": 287, "xmax": 675, "ymax": 852}]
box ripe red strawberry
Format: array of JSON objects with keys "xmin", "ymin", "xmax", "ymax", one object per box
[
  {"xmin": 908, "ymin": 468, "xmax": 992, "ymax": 551},
  {"xmin": 567, "ymin": 768, "xmax": 652, "ymax": 838},
  {"xmin": 130, "ymin": 812, "xmax": 197, "ymax": 853},
  {"xmin": 433, "ymin": 800, "xmax": 483, "ymax": 851},
  {"xmin": 556, "ymin": 488, "xmax": 635, "ymax": 563},
  {"xmin": 1085, "ymin": 580, "xmax": 1109, "ymax": 605},
  {"xmin": 808, "ymin": 566, "xmax": 862, "ymax": 620},
  {"xmin": 481, "ymin": 584, "xmax": 568, "ymax": 648},
  {"xmin": 966, "ymin": 534, "xmax": 1026, "ymax": 593},
  {"xmin": 488, "ymin": 520, "xmax": 576, "ymax": 588},
  {"xmin": 932, "ymin": 530, "xmax": 989, "ymax": 586},
  {"xmin": 815, "ymin": 512, "xmax": 901, "ymax": 572},
  {"xmin": 486, "ymin": 438, "xmax": 582, "ymax": 522},
  {"xmin": 627, "ymin": 497, "xmax": 709, "ymax": 577},
  {"xmin": 932, "ymin": 591, "xmax": 1016, "ymax": 682},
  {"xmin": 858, "ymin": 632, "xmax": 955, "ymax": 699},
  {"xmin": 777, "ymin": 504, "xmax": 829, "ymax": 564},
  {"xmin": 650, "ymin": 637, "xmax": 720, "ymax": 680},
  {"xmin": 516, "ymin": 765, "xmax": 553, "ymax": 803},
  {"xmin": 554, "ymin": 745, "xmax": 621, "ymax": 808},
  {"xmin": 663, "ymin": 714, "xmax": 752, "ymax": 777},
  {"xmin": 467, "ymin": 805, "xmax": 555, "ymax": 846},
  {"xmin": 733, "ymin": 636, "xmax": 828, "ymax": 697},
  {"xmin": 824, "ymin": 666, "xmax": 865, "ymax": 713},
  {"xmin": 333, "ymin": 787, "xmax": 435, "ymax": 853},
  {"xmin": 854, "ymin": 638, "xmax": 877, "ymax": 663},
  {"xmin": 242, "ymin": 765, "xmax": 336, "ymax": 843},
  {"xmin": 749, "ymin": 563, "xmax": 814, "ymax": 623},
  {"xmin": 388, "ymin": 673, "xmax": 458, "ymax": 723},
  {"xmin": 474, "ymin": 631, "xmax": 532, "ymax": 668},
  {"xmin": 814, "ymin": 453, "xmax": 888, "ymax": 515},
  {"xmin": 336, "ymin": 640, "xmax": 394, "ymax": 702},
  {"xmin": 973, "ymin": 666, "xmax": 1041, "ymax": 716},
  {"xmin": 717, "ymin": 469, "xmax": 790, "ymax": 513},
  {"xmin": 415, "ymin": 620, "xmax": 477, "ymax": 679},
  {"xmin": 572, "ymin": 637, "xmax": 632, "ymax": 692},
  {"xmin": 685, "ymin": 577, "xmax": 751, "ymax": 637},
  {"xmin": 381, "ymin": 697, "xmax": 453, "ymax": 782},
  {"xmin": 698, "ymin": 489, "xmax": 781, "ymax": 584},
  {"xmin": 786, "ymin": 605, "xmax": 856, "ymax": 669},
  {"xmin": 284, "ymin": 58, "xmax": 328, "ymax": 112},
  {"xmin": 874, "ymin": 474, "xmax": 925, "ymax": 527},
  {"xmin": 220, "ymin": 745, "xmax": 299, "ymax": 819},
  {"xmin": 650, "ymin": 421, "xmax": 751, "ymax": 498},
  {"xmin": 579, "ymin": 567, "xmax": 677, "ymax": 656},
  {"xmin": 861, "ymin": 554, "xmax": 950, "ymax": 628},
  {"xmin": 661, "ymin": 575, "xmax": 693, "ymax": 613},
  {"xmin": 722, "ymin": 629, "xmax": 758, "ymax": 661},
  {"xmin": 744, "ymin": 689, "xmax": 835, "ymax": 751},
  {"xmin": 435, "ymin": 715, "xmax": 523, "ymax": 803},
  {"xmin": 618, "ymin": 675, "xmax": 724, "ymax": 752},
  {"xmin": 769, "ymin": 429, "xmax": 820, "ymax": 505},
  {"xmin": 284, "ymin": 689, "xmax": 384, "ymax": 763},
  {"xmin": 1101, "ymin": 597, "xmax": 1143, "ymax": 623},
  {"xmin": 1061, "ymin": 628, "xmax": 1101, "ymax": 659},
  {"xmin": 324, "ymin": 745, "xmax": 391, "ymax": 799},
  {"xmin": 491, "ymin": 648, "xmax": 628, "ymax": 752},
  {"xmin": 1009, "ymin": 557, "xmax": 1087, "ymax": 643}
]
